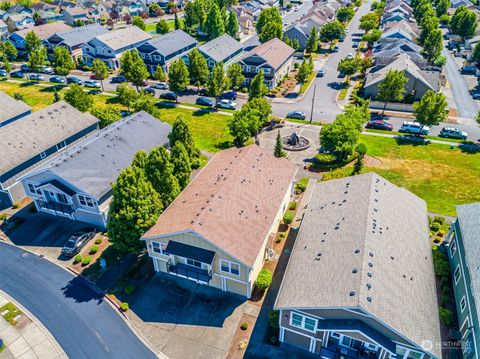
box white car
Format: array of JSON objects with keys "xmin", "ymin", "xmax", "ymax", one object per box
[
  {"xmin": 153, "ymin": 82, "xmax": 169, "ymax": 89},
  {"xmin": 83, "ymin": 80, "xmax": 101, "ymax": 88},
  {"xmin": 399, "ymin": 121, "xmax": 430, "ymax": 135},
  {"xmin": 347, "ymin": 53, "xmax": 354, "ymax": 59},
  {"xmin": 216, "ymin": 99, "xmax": 236, "ymax": 110}
]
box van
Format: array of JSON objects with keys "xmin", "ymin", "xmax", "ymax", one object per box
[{"xmin": 399, "ymin": 121, "xmax": 430, "ymax": 135}]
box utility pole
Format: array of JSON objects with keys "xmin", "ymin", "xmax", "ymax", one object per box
[{"xmin": 309, "ymin": 83, "xmax": 317, "ymax": 124}]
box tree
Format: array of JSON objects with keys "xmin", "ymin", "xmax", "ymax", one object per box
[
  {"xmin": 256, "ymin": 7, "xmax": 282, "ymax": 35},
  {"xmin": 149, "ymin": 3, "xmax": 161, "ymax": 17},
  {"xmin": 154, "ymin": 65, "xmax": 167, "ymax": 81},
  {"xmin": 419, "ymin": 14, "xmax": 439, "ymax": 46},
  {"xmin": 207, "ymin": 62, "xmax": 227, "ymax": 98},
  {"xmin": 188, "ymin": 48, "xmax": 209, "ymax": 88},
  {"xmin": 145, "ymin": 146, "xmax": 180, "ymax": 206},
  {"xmin": 53, "ymin": 47, "xmax": 75, "ymax": 78},
  {"xmin": 120, "ymin": 50, "xmax": 149, "ymax": 91},
  {"xmin": 274, "ymin": 131, "xmax": 285, "ymax": 157},
  {"xmin": 320, "ymin": 115, "xmax": 360, "ymax": 160},
  {"xmin": 18, "ymin": 0, "xmax": 32, "ymax": 8},
  {"xmin": 0, "ymin": 2, "xmax": 11, "ymax": 11},
  {"xmin": 227, "ymin": 11, "xmax": 238, "ymax": 37},
  {"xmin": 3, "ymin": 58, "xmax": 11, "ymax": 73},
  {"xmin": 170, "ymin": 142, "xmax": 192, "ymax": 189},
  {"xmin": 227, "ymin": 63, "xmax": 244, "ymax": 89},
  {"xmin": 169, "ymin": 116, "xmax": 201, "ymax": 168},
  {"xmin": 422, "ymin": 28, "xmax": 443, "ymax": 62},
  {"xmin": 297, "ymin": 57, "xmax": 314, "ymax": 82},
  {"xmin": 132, "ymin": 150, "xmax": 148, "ymax": 169},
  {"xmin": 472, "ymin": 42, "xmax": 480, "ymax": 63},
  {"xmin": 131, "ymin": 92, "xmax": 160, "ymax": 117},
  {"xmin": 249, "ymin": 70, "xmax": 268, "ymax": 100},
  {"xmin": 336, "ymin": 6, "xmax": 355, "ymax": 23},
  {"xmin": 91, "ymin": 59, "xmax": 109, "ymax": 91},
  {"xmin": 361, "ymin": 29, "xmax": 382, "ymax": 45},
  {"xmin": 359, "ymin": 12, "xmax": 379, "ymax": 32},
  {"xmin": 306, "ymin": 26, "xmax": 319, "ymax": 53},
  {"xmin": 413, "ymin": 90, "xmax": 448, "ymax": 131},
  {"xmin": 242, "ymin": 97, "xmax": 272, "ymax": 126},
  {"xmin": 451, "ymin": 6, "xmax": 477, "ymax": 40},
  {"xmin": 320, "ymin": 21, "xmax": 345, "ymax": 43},
  {"xmin": 25, "ymin": 31, "xmax": 42, "ymax": 54},
  {"xmin": 377, "ymin": 70, "xmax": 408, "ymax": 112},
  {"xmin": 117, "ymin": 84, "xmax": 138, "ymax": 110},
  {"xmin": 108, "ymin": 167, "xmax": 163, "ymax": 253},
  {"xmin": 184, "ymin": 0, "xmax": 205, "ymax": 29},
  {"xmin": 205, "ymin": 3, "xmax": 225, "ymax": 39},
  {"xmin": 168, "ymin": 58, "xmax": 190, "ymax": 93},
  {"xmin": 132, "ymin": 16, "xmax": 146, "ymax": 30},
  {"xmin": 259, "ymin": 21, "xmax": 283, "ymax": 42},
  {"xmin": 1, "ymin": 41, "xmax": 17, "ymax": 60},
  {"xmin": 91, "ymin": 106, "xmax": 121, "ymax": 128},
  {"xmin": 436, "ymin": 0, "xmax": 450, "ymax": 17},
  {"xmin": 28, "ymin": 47, "xmax": 46, "ymax": 79},
  {"xmin": 75, "ymin": 19, "xmax": 85, "ymax": 27},
  {"xmin": 228, "ymin": 110, "xmax": 254, "ymax": 146},
  {"xmin": 174, "ymin": 12, "xmax": 181, "ymax": 30},
  {"xmin": 156, "ymin": 19, "xmax": 170, "ymax": 34},
  {"xmin": 64, "ymin": 84, "xmax": 93, "ymax": 112},
  {"xmin": 337, "ymin": 57, "xmax": 360, "ymax": 80}
]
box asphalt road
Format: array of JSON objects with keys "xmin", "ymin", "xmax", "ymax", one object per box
[{"xmin": 0, "ymin": 242, "xmax": 156, "ymax": 359}]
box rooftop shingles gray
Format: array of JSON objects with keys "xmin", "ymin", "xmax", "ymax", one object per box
[
  {"xmin": 141, "ymin": 29, "xmax": 197, "ymax": 57},
  {"xmin": 94, "ymin": 26, "xmax": 151, "ymax": 51},
  {"xmin": 0, "ymin": 91, "xmax": 31, "ymax": 125},
  {"xmin": 52, "ymin": 23, "xmax": 108, "ymax": 47},
  {"xmin": 198, "ymin": 34, "xmax": 243, "ymax": 63}
]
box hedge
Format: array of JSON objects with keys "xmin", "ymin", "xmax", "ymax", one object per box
[
  {"xmin": 256, "ymin": 268, "xmax": 273, "ymax": 291},
  {"xmin": 82, "ymin": 256, "xmax": 92, "ymax": 266}
]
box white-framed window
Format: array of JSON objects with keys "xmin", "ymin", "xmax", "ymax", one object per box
[
  {"xmin": 451, "ymin": 239, "xmax": 457, "ymax": 256},
  {"xmin": 461, "ymin": 296, "xmax": 467, "ymax": 312},
  {"xmin": 151, "ymin": 241, "xmax": 167, "ymax": 254},
  {"xmin": 78, "ymin": 195, "xmax": 95, "ymax": 207},
  {"xmin": 263, "ymin": 68, "xmax": 270, "ymax": 74},
  {"xmin": 27, "ymin": 183, "xmax": 42, "ymax": 195},
  {"xmin": 364, "ymin": 343, "xmax": 378, "ymax": 351},
  {"xmin": 154, "ymin": 55, "xmax": 161, "ymax": 61},
  {"xmin": 330, "ymin": 332, "xmax": 341, "ymax": 339},
  {"xmin": 186, "ymin": 258, "xmax": 202, "ymax": 268},
  {"xmin": 290, "ymin": 312, "xmax": 317, "ymax": 333},
  {"xmin": 40, "ymin": 151, "xmax": 47, "ymax": 159},
  {"xmin": 454, "ymin": 264, "xmax": 461, "ymax": 284},
  {"xmin": 56, "ymin": 140, "xmax": 66, "ymax": 151},
  {"xmin": 57, "ymin": 193, "xmax": 68, "ymax": 204},
  {"xmin": 219, "ymin": 259, "xmax": 240, "ymax": 276},
  {"xmin": 208, "ymin": 60, "xmax": 215, "ymax": 67}
]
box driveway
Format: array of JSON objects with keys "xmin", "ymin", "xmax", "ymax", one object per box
[
  {"xmin": 125, "ymin": 273, "xmax": 259, "ymax": 359},
  {"xmin": 0, "ymin": 242, "xmax": 156, "ymax": 359}
]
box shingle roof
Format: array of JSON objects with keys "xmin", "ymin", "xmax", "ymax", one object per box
[
  {"xmin": 141, "ymin": 29, "xmax": 197, "ymax": 57},
  {"xmin": 27, "ymin": 111, "xmax": 171, "ymax": 199},
  {"xmin": 198, "ymin": 34, "xmax": 243, "ymax": 63},
  {"xmin": 241, "ymin": 38, "xmax": 295, "ymax": 70},
  {"xmin": 63, "ymin": 6, "xmax": 87, "ymax": 15},
  {"xmin": 94, "ymin": 26, "xmax": 151, "ymax": 51},
  {"xmin": 14, "ymin": 22, "xmax": 71, "ymax": 40},
  {"xmin": 143, "ymin": 145, "xmax": 297, "ymax": 267},
  {"xmin": 0, "ymin": 91, "xmax": 31, "ymax": 126},
  {"xmin": 52, "ymin": 23, "xmax": 108, "ymax": 47},
  {"xmin": 0, "ymin": 101, "xmax": 98, "ymax": 175},
  {"xmin": 456, "ymin": 202, "xmax": 480, "ymax": 329},
  {"xmin": 275, "ymin": 173, "xmax": 441, "ymax": 358}
]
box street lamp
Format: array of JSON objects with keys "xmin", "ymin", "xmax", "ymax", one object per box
[{"xmin": 309, "ymin": 83, "xmax": 317, "ymax": 124}]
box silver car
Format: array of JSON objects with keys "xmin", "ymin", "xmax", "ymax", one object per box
[{"xmin": 83, "ymin": 80, "xmax": 101, "ymax": 88}]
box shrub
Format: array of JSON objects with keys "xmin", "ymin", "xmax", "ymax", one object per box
[
  {"xmin": 268, "ymin": 310, "xmax": 280, "ymax": 329},
  {"xmin": 433, "ymin": 216, "xmax": 445, "ymax": 225},
  {"xmin": 438, "ymin": 307, "xmax": 453, "ymax": 326},
  {"xmin": 124, "ymin": 285, "xmax": 136, "ymax": 295},
  {"xmin": 434, "ymin": 258, "xmax": 450, "ymax": 277},
  {"xmin": 315, "ymin": 153, "xmax": 338, "ymax": 164},
  {"xmin": 95, "ymin": 238, "xmax": 102, "ymax": 244},
  {"xmin": 89, "ymin": 245, "xmax": 99, "ymax": 254},
  {"xmin": 74, "ymin": 254, "xmax": 83, "ymax": 263},
  {"xmin": 0, "ymin": 213, "xmax": 7, "ymax": 220},
  {"xmin": 295, "ymin": 182, "xmax": 307, "ymax": 194},
  {"xmin": 275, "ymin": 237, "xmax": 282, "ymax": 244},
  {"xmin": 441, "ymin": 285, "xmax": 449, "ymax": 296},
  {"xmin": 270, "ymin": 335, "xmax": 277, "ymax": 344},
  {"xmin": 441, "ymin": 294, "xmax": 449, "ymax": 306},
  {"xmin": 120, "ymin": 302, "xmax": 129, "ymax": 312},
  {"xmin": 289, "ymin": 202, "xmax": 297, "ymax": 210},
  {"xmin": 283, "ymin": 211, "xmax": 293, "ymax": 225},
  {"xmin": 241, "ymin": 87, "xmax": 248, "ymax": 93},
  {"xmin": 430, "ymin": 222, "xmax": 441, "ymax": 232},
  {"xmin": 357, "ymin": 143, "xmax": 367, "ymax": 155},
  {"xmin": 240, "ymin": 322, "xmax": 248, "ymax": 330},
  {"xmin": 294, "ymin": 62, "xmax": 300, "ymax": 69},
  {"xmin": 438, "ymin": 230, "xmax": 445, "ymax": 238},
  {"xmin": 82, "ymin": 256, "xmax": 92, "ymax": 266},
  {"xmin": 440, "ymin": 276, "xmax": 448, "ymax": 287},
  {"xmin": 12, "ymin": 202, "xmax": 19, "ymax": 209},
  {"xmin": 256, "ymin": 268, "xmax": 273, "ymax": 291}
]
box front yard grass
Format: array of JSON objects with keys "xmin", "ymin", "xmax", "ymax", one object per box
[
  {"xmin": 0, "ymin": 302, "xmax": 22, "ymax": 325},
  {"xmin": 321, "ymin": 135, "xmax": 480, "ymax": 216}
]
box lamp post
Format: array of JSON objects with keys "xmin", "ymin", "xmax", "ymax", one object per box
[{"xmin": 309, "ymin": 83, "xmax": 317, "ymax": 124}]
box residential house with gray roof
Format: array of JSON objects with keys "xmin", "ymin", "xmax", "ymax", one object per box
[
  {"xmin": 0, "ymin": 101, "xmax": 98, "ymax": 210},
  {"xmin": 20, "ymin": 112, "xmax": 171, "ymax": 228},
  {"xmin": 284, "ymin": 19, "xmax": 322, "ymax": 51},
  {"xmin": 446, "ymin": 202, "xmax": 480, "ymax": 359},
  {"xmin": 197, "ymin": 34, "xmax": 243, "ymax": 69},
  {"xmin": 4, "ymin": 13, "xmax": 34, "ymax": 31},
  {"xmin": 136, "ymin": 30, "xmax": 197, "ymax": 74},
  {"xmin": 275, "ymin": 173, "xmax": 441, "ymax": 359},
  {"xmin": 82, "ymin": 26, "xmax": 152, "ymax": 69},
  {"xmin": 0, "ymin": 91, "xmax": 32, "ymax": 127}
]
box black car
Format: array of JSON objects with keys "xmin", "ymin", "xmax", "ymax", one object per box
[
  {"xmin": 159, "ymin": 91, "xmax": 177, "ymax": 101},
  {"xmin": 61, "ymin": 230, "xmax": 96, "ymax": 257},
  {"xmin": 365, "ymin": 120, "xmax": 393, "ymax": 131},
  {"xmin": 10, "ymin": 71, "xmax": 24, "ymax": 78},
  {"xmin": 196, "ymin": 97, "xmax": 214, "ymax": 107},
  {"xmin": 111, "ymin": 76, "xmax": 126, "ymax": 83},
  {"xmin": 222, "ymin": 91, "xmax": 237, "ymax": 100},
  {"xmin": 143, "ymin": 87, "xmax": 156, "ymax": 96},
  {"xmin": 67, "ymin": 76, "xmax": 83, "ymax": 85},
  {"xmin": 20, "ymin": 64, "xmax": 30, "ymax": 72},
  {"xmin": 370, "ymin": 112, "xmax": 389, "ymax": 121},
  {"xmin": 199, "ymin": 88, "xmax": 208, "ymax": 96}
]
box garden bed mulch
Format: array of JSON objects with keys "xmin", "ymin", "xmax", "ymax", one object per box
[{"xmin": 68, "ymin": 234, "xmax": 110, "ymax": 274}]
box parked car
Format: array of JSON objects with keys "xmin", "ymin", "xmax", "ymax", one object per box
[
  {"xmin": 316, "ymin": 68, "xmax": 325, "ymax": 77},
  {"xmin": 67, "ymin": 76, "xmax": 83, "ymax": 85},
  {"xmin": 222, "ymin": 91, "xmax": 237, "ymax": 100},
  {"xmin": 472, "ymin": 92, "xmax": 480, "ymax": 100},
  {"xmin": 332, "ymin": 46, "xmax": 339, "ymax": 52},
  {"xmin": 153, "ymin": 82, "xmax": 169, "ymax": 89},
  {"xmin": 50, "ymin": 76, "xmax": 66, "ymax": 84},
  {"xmin": 286, "ymin": 111, "xmax": 306, "ymax": 120},
  {"xmin": 120, "ymin": 110, "xmax": 131, "ymax": 117},
  {"xmin": 199, "ymin": 88, "xmax": 208, "ymax": 96},
  {"xmin": 143, "ymin": 87, "xmax": 156, "ymax": 96},
  {"xmin": 347, "ymin": 53, "xmax": 354, "ymax": 59},
  {"xmin": 439, "ymin": 127, "xmax": 468, "ymax": 140},
  {"xmin": 399, "ymin": 121, "xmax": 430, "ymax": 135},
  {"xmin": 159, "ymin": 91, "xmax": 177, "ymax": 101},
  {"xmin": 20, "ymin": 64, "xmax": 30, "ymax": 72},
  {"xmin": 111, "ymin": 76, "xmax": 126, "ymax": 83},
  {"xmin": 216, "ymin": 99, "xmax": 236, "ymax": 109},
  {"xmin": 0, "ymin": 69, "xmax": 8, "ymax": 76},
  {"xmin": 370, "ymin": 112, "xmax": 389, "ymax": 121},
  {"xmin": 10, "ymin": 71, "xmax": 24, "ymax": 78},
  {"xmin": 83, "ymin": 80, "xmax": 101, "ymax": 88},
  {"xmin": 39, "ymin": 66, "xmax": 54, "ymax": 74},
  {"xmin": 61, "ymin": 229, "xmax": 96, "ymax": 257},
  {"xmin": 28, "ymin": 73, "xmax": 45, "ymax": 81},
  {"xmin": 365, "ymin": 120, "xmax": 393, "ymax": 131},
  {"xmin": 196, "ymin": 97, "xmax": 214, "ymax": 107}
]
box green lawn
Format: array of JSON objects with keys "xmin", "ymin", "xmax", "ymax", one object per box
[
  {"xmin": 364, "ymin": 129, "xmax": 468, "ymax": 144},
  {"xmin": 145, "ymin": 19, "xmax": 177, "ymax": 33}
]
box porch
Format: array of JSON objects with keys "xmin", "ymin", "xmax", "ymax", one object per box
[
  {"xmin": 167, "ymin": 261, "xmax": 212, "ymax": 284},
  {"xmin": 37, "ymin": 199, "xmax": 75, "ymax": 216}
]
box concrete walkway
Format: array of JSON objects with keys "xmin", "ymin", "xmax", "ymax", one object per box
[{"xmin": 0, "ymin": 291, "xmax": 66, "ymax": 359}]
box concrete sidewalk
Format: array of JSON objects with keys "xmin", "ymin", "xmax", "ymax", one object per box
[{"xmin": 0, "ymin": 291, "xmax": 66, "ymax": 359}]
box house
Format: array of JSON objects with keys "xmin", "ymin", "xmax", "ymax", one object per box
[
  {"xmin": 284, "ymin": 19, "xmax": 322, "ymax": 51},
  {"xmin": 364, "ymin": 53, "xmax": 440, "ymax": 100},
  {"xmin": 383, "ymin": 20, "xmax": 420, "ymax": 38},
  {"xmin": 136, "ymin": 30, "xmax": 197, "ymax": 74},
  {"xmin": 62, "ymin": 6, "xmax": 90, "ymax": 26},
  {"xmin": 0, "ymin": 91, "xmax": 32, "ymax": 127},
  {"xmin": 275, "ymin": 173, "xmax": 441, "ymax": 359},
  {"xmin": 20, "ymin": 112, "xmax": 171, "ymax": 228},
  {"xmin": 45, "ymin": 23, "xmax": 109, "ymax": 61},
  {"xmin": 197, "ymin": 34, "xmax": 243, "ymax": 69},
  {"xmin": 373, "ymin": 46, "xmax": 427, "ymax": 69},
  {"xmin": 82, "ymin": 26, "xmax": 151, "ymax": 69},
  {"xmin": 238, "ymin": 14, "xmax": 253, "ymax": 35},
  {"xmin": 4, "ymin": 14, "xmax": 35, "ymax": 31},
  {"xmin": 0, "ymin": 101, "xmax": 98, "ymax": 210},
  {"xmin": 451, "ymin": 0, "xmax": 473, "ymax": 8},
  {"xmin": 381, "ymin": 25, "xmax": 419, "ymax": 42},
  {"xmin": 381, "ymin": 11, "xmax": 412, "ymax": 25},
  {"xmin": 142, "ymin": 145, "xmax": 297, "ymax": 298},
  {"xmin": 238, "ymin": 38, "xmax": 295, "ymax": 88},
  {"xmin": 116, "ymin": 1, "xmax": 147, "ymax": 16},
  {"xmin": 35, "ymin": 9, "xmax": 65, "ymax": 24},
  {"xmin": 446, "ymin": 202, "xmax": 480, "ymax": 359}
]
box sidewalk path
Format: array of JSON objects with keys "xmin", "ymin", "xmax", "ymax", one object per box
[{"xmin": 0, "ymin": 290, "xmax": 66, "ymax": 359}]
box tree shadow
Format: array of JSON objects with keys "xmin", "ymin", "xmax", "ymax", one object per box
[
  {"xmin": 155, "ymin": 101, "xmax": 177, "ymax": 108},
  {"xmin": 394, "ymin": 136, "xmax": 431, "ymax": 146},
  {"xmin": 61, "ymin": 276, "xmax": 105, "ymax": 304},
  {"xmin": 192, "ymin": 108, "xmax": 216, "ymax": 117},
  {"xmin": 215, "ymin": 141, "xmax": 233, "ymax": 150},
  {"xmin": 327, "ymin": 81, "xmax": 347, "ymax": 90},
  {"xmin": 458, "ymin": 142, "xmax": 480, "ymax": 154}
]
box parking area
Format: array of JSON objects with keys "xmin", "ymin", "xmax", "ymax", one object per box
[{"xmin": 125, "ymin": 273, "xmax": 259, "ymax": 359}]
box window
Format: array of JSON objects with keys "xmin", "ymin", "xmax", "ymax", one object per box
[
  {"xmin": 263, "ymin": 68, "xmax": 270, "ymax": 75},
  {"xmin": 78, "ymin": 195, "xmax": 95, "ymax": 207},
  {"xmin": 40, "ymin": 151, "xmax": 47, "ymax": 159},
  {"xmin": 219, "ymin": 259, "xmax": 240, "ymax": 276},
  {"xmin": 208, "ymin": 60, "xmax": 215, "ymax": 68},
  {"xmin": 454, "ymin": 264, "xmax": 461, "ymax": 284},
  {"xmin": 186, "ymin": 258, "xmax": 202, "ymax": 268},
  {"xmin": 27, "ymin": 183, "xmax": 42, "ymax": 195},
  {"xmin": 290, "ymin": 312, "xmax": 317, "ymax": 332},
  {"xmin": 330, "ymin": 332, "xmax": 341, "ymax": 339},
  {"xmin": 154, "ymin": 55, "xmax": 161, "ymax": 61},
  {"xmin": 451, "ymin": 239, "xmax": 457, "ymax": 256},
  {"xmin": 461, "ymin": 296, "xmax": 466, "ymax": 312},
  {"xmin": 152, "ymin": 241, "xmax": 167, "ymax": 254},
  {"xmin": 56, "ymin": 140, "xmax": 66, "ymax": 151},
  {"xmin": 57, "ymin": 193, "xmax": 68, "ymax": 204}
]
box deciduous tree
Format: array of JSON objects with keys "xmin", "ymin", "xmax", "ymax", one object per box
[
  {"xmin": 336, "ymin": 6, "xmax": 355, "ymax": 23},
  {"xmin": 227, "ymin": 63, "xmax": 244, "ymax": 89},
  {"xmin": 320, "ymin": 115, "xmax": 360, "ymax": 160},
  {"xmin": 188, "ymin": 48, "xmax": 209, "ymax": 88},
  {"xmin": 320, "ymin": 21, "xmax": 345, "ymax": 43},
  {"xmin": 422, "ymin": 28, "xmax": 443, "ymax": 62},
  {"xmin": 248, "ymin": 69, "xmax": 268, "ymax": 100},
  {"xmin": 116, "ymin": 84, "xmax": 138, "ymax": 110},
  {"xmin": 1, "ymin": 41, "xmax": 17, "ymax": 60},
  {"xmin": 53, "ymin": 47, "xmax": 75, "ymax": 78},
  {"xmin": 154, "ymin": 65, "xmax": 167, "ymax": 81},
  {"xmin": 413, "ymin": 90, "xmax": 448, "ymax": 130},
  {"xmin": 145, "ymin": 146, "xmax": 180, "ymax": 206},
  {"xmin": 120, "ymin": 50, "xmax": 150, "ymax": 91},
  {"xmin": 451, "ymin": 6, "xmax": 477, "ymax": 40},
  {"xmin": 259, "ymin": 21, "xmax": 282, "ymax": 42},
  {"xmin": 156, "ymin": 19, "xmax": 170, "ymax": 34},
  {"xmin": 91, "ymin": 59, "xmax": 110, "ymax": 91},
  {"xmin": 91, "ymin": 105, "xmax": 121, "ymax": 128},
  {"xmin": 64, "ymin": 84, "xmax": 93, "ymax": 112},
  {"xmin": 256, "ymin": 7, "xmax": 282, "ymax": 35},
  {"xmin": 168, "ymin": 58, "xmax": 190, "ymax": 93},
  {"xmin": 207, "ymin": 62, "xmax": 228, "ymax": 98},
  {"xmin": 377, "ymin": 70, "xmax": 408, "ymax": 113},
  {"xmin": 132, "ymin": 16, "xmax": 146, "ymax": 30},
  {"xmin": 169, "ymin": 116, "xmax": 201, "ymax": 168}
]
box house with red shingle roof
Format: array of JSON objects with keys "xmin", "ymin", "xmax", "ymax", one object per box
[{"xmin": 142, "ymin": 145, "xmax": 297, "ymax": 298}]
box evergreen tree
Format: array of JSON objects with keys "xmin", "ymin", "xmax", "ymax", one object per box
[
  {"xmin": 256, "ymin": 7, "xmax": 282, "ymax": 35},
  {"xmin": 274, "ymin": 131, "xmax": 285, "ymax": 158},
  {"xmin": 227, "ymin": 63, "xmax": 244, "ymax": 89},
  {"xmin": 168, "ymin": 58, "xmax": 190, "ymax": 93},
  {"xmin": 156, "ymin": 19, "xmax": 170, "ymax": 34},
  {"xmin": 248, "ymin": 70, "xmax": 268, "ymax": 100},
  {"xmin": 297, "ymin": 57, "xmax": 314, "ymax": 82},
  {"xmin": 227, "ymin": 11, "xmax": 238, "ymax": 37},
  {"xmin": 205, "ymin": 3, "xmax": 225, "ymax": 39},
  {"xmin": 174, "ymin": 11, "xmax": 181, "ymax": 30},
  {"xmin": 306, "ymin": 26, "xmax": 319, "ymax": 53},
  {"xmin": 91, "ymin": 59, "xmax": 110, "ymax": 91},
  {"xmin": 145, "ymin": 146, "xmax": 180, "ymax": 206},
  {"xmin": 207, "ymin": 62, "xmax": 227, "ymax": 98},
  {"xmin": 154, "ymin": 65, "xmax": 167, "ymax": 81},
  {"xmin": 120, "ymin": 50, "xmax": 150, "ymax": 91},
  {"xmin": 169, "ymin": 116, "xmax": 201, "ymax": 168},
  {"xmin": 53, "ymin": 47, "xmax": 75, "ymax": 78},
  {"xmin": 64, "ymin": 84, "xmax": 93, "ymax": 112},
  {"xmin": 107, "ymin": 167, "xmax": 163, "ymax": 253},
  {"xmin": 132, "ymin": 150, "xmax": 148, "ymax": 169},
  {"xmin": 436, "ymin": 0, "xmax": 450, "ymax": 17},
  {"xmin": 188, "ymin": 48, "xmax": 209, "ymax": 88},
  {"xmin": 170, "ymin": 142, "xmax": 192, "ymax": 189}
]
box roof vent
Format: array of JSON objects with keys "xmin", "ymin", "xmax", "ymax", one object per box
[
  {"xmin": 367, "ymin": 272, "xmax": 372, "ymax": 278},
  {"xmin": 352, "ymin": 269, "xmax": 358, "ymax": 274},
  {"xmin": 368, "ymin": 262, "xmax": 373, "ymax": 268},
  {"xmin": 355, "ymin": 249, "xmax": 360, "ymax": 254},
  {"xmin": 366, "ymin": 283, "xmax": 372, "ymax": 290},
  {"xmin": 369, "ymin": 252, "xmax": 374, "ymax": 257},
  {"xmin": 391, "ymin": 256, "xmax": 394, "ymax": 260},
  {"xmin": 349, "ymin": 291, "xmax": 356, "ymax": 296},
  {"xmin": 367, "ymin": 297, "xmax": 372, "ymax": 302}
]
